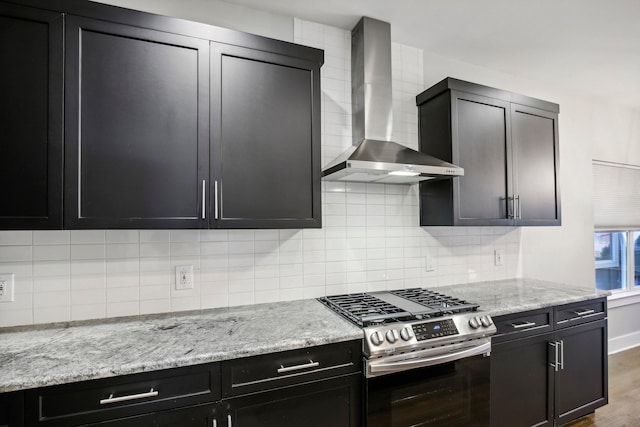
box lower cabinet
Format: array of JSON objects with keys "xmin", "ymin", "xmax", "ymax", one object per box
[
  {"xmin": 0, "ymin": 392, "xmax": 24, "ymax": 427},
  {"xmin": 220, "ymin": 375, "xmax": 361, "ymax": 427},
  {"xmin": 8, "ymin": 340, "xmax": 361, "ymax": 427},
  {"xmin": 491, "ymin": 299, "xmax": 608, "ymax": 427},
  {"xmin": 86, "ymin": 404, "xmax": 216, "ymax": 427}
]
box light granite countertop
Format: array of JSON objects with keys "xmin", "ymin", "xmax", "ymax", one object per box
[{"xmin": 0, "ymin": 278, "xmax": 608, "ymax": 394}]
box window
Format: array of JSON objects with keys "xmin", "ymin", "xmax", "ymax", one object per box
[{"xmin": 594, "ymin": 230, "xmax": 640, "ymax": 292}]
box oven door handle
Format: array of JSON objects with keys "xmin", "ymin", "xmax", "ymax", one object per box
[{"xmin": 367, "ymin": 340, "xmax": 491, "ymax": 377}]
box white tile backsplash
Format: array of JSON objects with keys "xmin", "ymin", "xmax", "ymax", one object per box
[{"xmin": 0, "ymin": 19, "xmax": 522, "ymax": 327}]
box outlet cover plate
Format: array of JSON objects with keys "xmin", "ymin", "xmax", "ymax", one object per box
[
  {"xmin": 175, "ymin": 265, "xmax": 194, "ymax": 290},
  {"xmin": 0, "ymin": 273, "xmax": 15, "ymax": 302}
]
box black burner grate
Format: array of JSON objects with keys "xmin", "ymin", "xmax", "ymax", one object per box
[
  {"xmin": 319, "ymin": 288, "xmax": 479, "ymax": 327},
  {"xmin": 390, "ymin": 288, "xmax": 478, "ymax": 315},
  {"xmin": 318, "ymin": 293, "xmax": 415, "ymax": 327}
]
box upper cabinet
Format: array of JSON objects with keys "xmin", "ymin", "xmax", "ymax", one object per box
[
  {"xmin": 210, "ymin": 44, "xmax": 321, "ymax": 229},
  {"xmin": 1, "ymin": 0, "xmax": 323, "ymax": 230},
  {"xmin": 0, "ymin": 3, "xmax": 63, "ymax": 229},
  {"xmin": 416, "ymin": 78, "xmax": 561, "ymax": 226},
  {"xmin": 64, "ymin": 15, "xmax": 210, "ymax": 229}
]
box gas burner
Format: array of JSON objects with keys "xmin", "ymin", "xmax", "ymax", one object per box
[{"xmin": 318, "ymin": 288, "xmax": 478, "ymax": 328}]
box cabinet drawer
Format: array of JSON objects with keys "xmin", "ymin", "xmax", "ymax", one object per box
[
  {"xmin": 25, "ymin": 363, "xmax": 220, "ymax": 426},
  {"xmin": 492, "ymin": 308, "xmax": 553, "ymax": 344},
  {"xmin": 555, "ymin": 298, "xmax": 607, "ymax": 329},
  {"xmin": 222, "ymin": 340, "xmax": 361, "ymax": 397}
]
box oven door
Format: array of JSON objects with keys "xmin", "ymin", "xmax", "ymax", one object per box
[{"xmin": 365, "ymin": 340, "xmax": 491, "ymax": 427}]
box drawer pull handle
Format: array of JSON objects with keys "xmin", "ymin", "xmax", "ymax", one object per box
[
  {"xmin": 277, "ymin": 360, "xmax": 319, "ymax": 374},
  {"xmin": 509, "ymin": 321, "xmax": 536, "ymax": 329},
  {"xmin": 99, "ymin": 388, "xmax": 159, "ymax": 405},
  {"xmin": 572, "ymin": 309, "xmax": 595, "ymax": 316}
]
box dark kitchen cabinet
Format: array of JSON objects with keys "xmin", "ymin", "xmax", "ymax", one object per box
[
  {"xmin": 210, "ymin": 44, "xmax": 322, "ymax": 228},
  {"xmin": 491, "ymin": 299, "xmax": 608, "ymax": 427},
  {"xmin": 1, "ymin": 0, "xmax": 322, "ymax": 230},
  {"xmin": 0, "ymin": 391, "xmax": 24, "ymax": 427},
  {"xmin": 220, "ymin": 376, "xmax": 360, "ymax": 427},
  {"xmin": 220, "ymin": 340, "xmax": 362, "ymax": 427},
  {"xmin": 0, "ymin": 3, "xmax": 63, "ymax": 230},
  {"xmin": 416, "ymin": 78, "xmax": 560, "ymax": 226},
  {"xmin": 64, "ymin": 15, "xmax": 210, "ymax": 229},
  {"xmin": 24, "ymin": 363, "xmax": 220, "ymax": 426},
  {"xmin": 85, "ymin": 404, "xmax": 216, "ymax": 426}
]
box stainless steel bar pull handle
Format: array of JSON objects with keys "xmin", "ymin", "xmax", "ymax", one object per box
[
  {"xmin": 202, "ymin": 180, "xmax": 206, "ymax": 220},
  {"xmin": 99, "ymin": 388, "xmax": 158, "ymax": 405},
  {"xmin": 227, "ymin": 415, "xmax": 232, "ymax": 427},
  {"xmin": 510, "ymin": 321, "xmax": 536, "ymax": 329},
  {"xmin": 214, "ymin": 180, "xmax": 219, "ymax": 220},
  {"xmin": 515, "ymin": 195, "xmax": 521, "ymax": 219},
  {"xmin": 549, "ymin": 341, "xmax": 560, "ymax": 372},
  {"xmin": 277, "ymin": 360, "xmax": 319, "ymax": 374},
  {"xmin": 212, "ymin": 420, "xmax": 216, "ymax": 427},
  {"xmin": 572, "ymin": 308, "xmax": 595, "ymax": 316},
  {"xmin": 559, "ymin": 339, "xmax": 565, "ymax": 370},
  {"xmin": 502, "ymin": 196, "xmax": 515, "ymax": 219}
]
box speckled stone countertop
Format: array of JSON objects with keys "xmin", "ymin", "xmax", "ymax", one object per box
[
  {"xmin": 0, "ymin": 299, "xmax": 362, "ymax": 393},
  {"xmin": 0, "ymin": 278, "xmax": 608, "ymax": 394},
  {"xmin": 440, "ymin": 278, "xmax": 609, "ymax": 316}
]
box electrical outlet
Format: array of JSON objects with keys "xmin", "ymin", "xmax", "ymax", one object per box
[
  {"xmin": 175, "ymin": 265, "xmax": 194, "ymax": 290},
  {"xmin": 494, "ymin": 250, "xmax": 504, "ymax": 266},
  {"xmin": 425, "ymin": 254, "xmax": 436, "ymax": 272},
  {"xmin": 0, "ymin": 273, "xmax": 15, "ymax": 303}
]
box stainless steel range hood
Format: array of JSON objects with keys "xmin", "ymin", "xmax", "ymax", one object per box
[{"xmin": 322, "ymin": 17, "xmax": 463, "ymax": 184}]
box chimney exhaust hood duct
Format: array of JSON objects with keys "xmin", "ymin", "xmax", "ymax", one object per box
[{"xmin": 322, "ymin": 17, "xmax": 463, "ymax": 184}]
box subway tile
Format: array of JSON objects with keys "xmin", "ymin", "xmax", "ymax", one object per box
[
  {"xmin": 0, "ymin": 246, "xmax": 32, "ymax": 262},
  {"xmin": 170, "ymin": 242, "xmax": 199, "ymax": 257},
  {"xmin": 107, "ymin": 301, "xmax": 139, "ymax": 318},
  {"xmin": 171, "ymin": 296, "xmax": 200, "ymax": 312},
  {"xmin": 71, "ymin": 304, "xmax": 106, "ymax": 321},
  {"xmin": 34, "ymin": 306, "xmax": 70, "ymax": 324},
  {"xmin": 34, "ymin": 245, "xmax": 69, "ymax": 262},
  {"xmin": 33, "ymin": 230, "xmax": 69, "ymax": 245},
  {"xmin": 139, "ymin": 230, "xmax": 171, "ymax": 243},
  {"xmin": 200, "ymin": 293, "xmax": 228, "ymax": 310},
  {"xmin": 140, "ymin": 243, "xmax": 171, "ymax": 258},
  {"xmin": 34, "ymin": 276, "xmax": 70, "ymax": 293},
  {"xmin": 0, "ymin": 231, "xmax": 32, "ymax": 246},
  {"xmin": 71, "ymin": 244, "xmax": 106, "ymax": 260},
  {"xmin": 71, "ymin": 289, "xmax": 105, "ymax": 305},
  {"xmin": 0, "ymin": 261, "xmax": 33, "ymax": 277},
  {"xmin": 71, "ymin": 274, "xmax": 105, "ymax": 290},
  {"xmin": 140, "ymin": 299, "xmax": 171, "ymax": 315},
  {"xmin": 0, "ymin": 310, "xmax": 33, "ymax": 327},
  {"xmin": 71, "ymin": 230, "xmax": 105, "ymax": 244},
  {"xmin": 106, "ymin": 243, "xmax": 139, "ymax": 259},
  {"xmin": 71, "ymin": 260, "xmax": 105, "ymax": 276},
  {"xmin": 254, "ymin": 290, "xmax": 279, "ymax": 304},
  {"xmin": 106, "ymin": 230, "xmax": 139, "ymax": 243},
  {"xmin": 107, "ymin": 259, "xmax": 139, "ymax": 274},
  {"xmin": 34, "ymin": 290, "xmax": 69, "ymax": 308},
  {"xmin": 106, "ymin": 286, "xmax": 139, "ymax": 303}
]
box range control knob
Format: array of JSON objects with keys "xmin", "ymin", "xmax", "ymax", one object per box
[
  {"xmin": 370, "ymin": 331, "xmax": 383, "ymax": 346},
  {"xmin": 400, "ymin": 327, "xmax": 414, "ymax": 341},
  {"xmin": 469, "ymin": 317, "xmax": 480, "ymax": 329},
  {"xmin": 385, "ymin": 329, "xmax": 399, "ymax": 344},
  {"xmin": 481, "ymin": 316, "xmax": 493, "ymax": 327}
]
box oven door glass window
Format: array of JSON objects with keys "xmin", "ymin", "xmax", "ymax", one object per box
[{"xmin": 367, "ymin": 355, "xmax": 490, "ymax": 427}]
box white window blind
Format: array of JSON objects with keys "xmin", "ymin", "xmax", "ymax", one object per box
[{"xmin": 593, "ymin": 161, "xmax": 640, "ymax": 228}]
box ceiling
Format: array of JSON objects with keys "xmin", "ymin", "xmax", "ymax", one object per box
[{"xmin": 224, "ymin": 0, "xmax": 640, "ymax": 108}]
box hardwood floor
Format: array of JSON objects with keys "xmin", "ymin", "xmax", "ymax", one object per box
[{"xmin": 563, "ymin": 346, "xmax": 640, "ymax": 426}]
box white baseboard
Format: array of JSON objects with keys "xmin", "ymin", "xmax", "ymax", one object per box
[{"xmin": 608, "ymin": 330, "xmax": 640, "ymax": 354}]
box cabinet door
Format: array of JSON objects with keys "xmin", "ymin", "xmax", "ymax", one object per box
[
  {"xmin": 554, "ymin": 320, "xmax": 608, "ymax": 425},
  {"xmin": 64, "ymin": 16, "xmax": 209, "ymax": 229},
  {"xmin": 452, "ymin": 91, "xmax": 513, "ymax": 225},
  {"xmin": 0, "ymin": 4, "xmax": 63, "ymax": 229},
  {"xmin": 222, "ymin": 374, "xmax": 361, "ymax": 427},
  {"xmin": 511, "ymin": 104, "xmax": 561, "ymax": 226},
  {"xmin": 210, "ymin": 44, "xmax": 321, "ymax": 228},
  {"xmin": 88, "ymin": 403, "xmax": 216, "ymax": 427},
  {"xmin": 0, "ymin": 391, "xmax": 24, "ymax": 427},
  {"xmin": 490, "ymin": 333, "xmax": 553, "ymax": 427}
]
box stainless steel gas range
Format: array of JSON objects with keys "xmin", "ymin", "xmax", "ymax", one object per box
[{"xmin": 319, "ymin": 288, "xmax": 496, "ymax": 427}]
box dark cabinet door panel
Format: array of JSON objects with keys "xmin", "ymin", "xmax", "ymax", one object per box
[
  {"xmin": 453, "ymin": 92, "xmax": 512, "ymax": 224},
  {"xmin": 65, "ymin": 15, "xmax": 209, "ymax": 228},
  {"xmin": 222, "ymin": 374, "xmax": 361, "ymax": 427},
  {"xmin": 512, "ymin": 104, "xmax": 560, "ymax": 225},
  {"xmin": 555, "ymin": 320, "xmax": 608, "ymax": 425},
  {"xmin": 490, "ymin": 333, "xmax": 553, "ymax": 427},
  {"xmin": 88, "ymin": 403, "xmax": 216, "ymax": 427},
  {"xmin": 0, "ymin": 4, "xmax": 63, "ymax": 229},
  {"xmin": 211, "ymin": 44, "xmax": 321, "ymax": 228}
]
